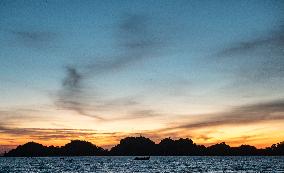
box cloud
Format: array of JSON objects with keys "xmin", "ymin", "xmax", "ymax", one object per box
[
  {"xmin": 9, "ymin": 30, "xmax": 58, "ymax": 47},
  {"xmin": 0, "ymin": 126, "xmax": 117, "ymax": 143},
  {"xmin": 1, "ymin": 99, "xmax": 283, "ymax": 149},
  {"xmin": 108, "ymin": 109, "xmax": 162, "ymax": 121},
  {"xmin": 175, "ymin": 99, "xmax": 284, "ymax": 130},
  {"xmin": 216, "ymin": 25, "xmax": 284, "ymax": 57},
  {"xmin": 0, "ymin": 108, "xmax": 50, "ymax": 127},
  {"xmin": 12, "ymin": 31, "xmax": 56, "ymax": 42},
  {"xmin": 56, "ymin": 66, "xmax": 106, "ymax": 120},
  {"xmin": 62, "ymin": 66, "xmax": 82, "ymax": 89},
  {"xmin": 56, "ymin": 13, "xmax": 164, "ymax": 120},
  {"xmin": 85, "ymin": 14, "xmax": 161, "ymax": 74},
  {"xmin": 0, "ymin": 126, "xmax": 154, "ymax": 149},
  {"xmin": 214, "ymin": 24, "xmax": 284, "ymax": 81}
]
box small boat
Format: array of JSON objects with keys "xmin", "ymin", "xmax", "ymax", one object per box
[{"xmin": 134, "ymin": 156, "xmax": 150, "ymax": 160}]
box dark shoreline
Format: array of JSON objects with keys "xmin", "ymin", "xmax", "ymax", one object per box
[
  {"xmin": 3, "ymin": 136, "xmax": 284, "ymax": 157},
  {"xmin": 2, "ymin": 155, "xmax": 284, "ymax": 157}
]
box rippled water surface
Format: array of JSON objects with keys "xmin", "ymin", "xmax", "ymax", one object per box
[{"xmin": 0, "ymin": 156, "xmax": 283, "ymax": 172}]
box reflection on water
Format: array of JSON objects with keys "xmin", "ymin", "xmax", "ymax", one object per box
[{"xmin": 0, "ymin": 156, "xmax": 283, "ymax": 172}]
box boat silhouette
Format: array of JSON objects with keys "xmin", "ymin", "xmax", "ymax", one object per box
[{"xmin": 134, "ymin": 156, "xmax": 150, "ymax": 160}]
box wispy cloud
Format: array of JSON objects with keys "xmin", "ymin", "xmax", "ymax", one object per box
[
  {"xmin": 12, "ymin": 30, "xmax": 56, "ymax": 42},
  {"xmin": 84, "ymin": 14, "xmax": 161, "ymax": 74},
  {"xmin": 0, "ymin": 126, "xmax": 154, "ymax": 148},
  {"xmin": 172, "ymin": 99, "xmax": 284, "ymax": 130},
  {"xmin": 214, "ymin": 24, "xmax": 284, "ymax": 81},
  {"xmin": 0, "ymin": 126, "xmax": 117, "ymax": 146},
  {"xmin": 0, "ymin": 108, "xmax": 49, "ymax": 127},
  {"xmin": 56, "ymin": 66, "xmax": 105, "ymax": 120},
  {"xmin": 56, "ymin": 13, "xmax": 165, "ymax": 120},
  {"xmin": 216, "ymin": 25, "xmax": 284, "ymax": 57},
  {"xmin": 8, "ymin": 29, "xmax": 58, "ymax": 47}
]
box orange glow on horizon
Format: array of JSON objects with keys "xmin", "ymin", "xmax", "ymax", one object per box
[{"xmin": 1, "ymin": 119, "xmax": 283, "ymax": 152}]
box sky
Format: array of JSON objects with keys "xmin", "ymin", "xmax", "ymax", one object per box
[{"xmin": 0, "ymin": 0, "xmax": 284, "ymax": 151}]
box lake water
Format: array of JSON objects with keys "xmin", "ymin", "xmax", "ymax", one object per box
[{"xmin": 0, "ymin": 156, "xmax": 283, "ymax": 172}]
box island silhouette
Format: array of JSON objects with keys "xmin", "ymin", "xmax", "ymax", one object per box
[{"xmin": 3, "ymin": 136, "xmax": 284, "ymax": 157}]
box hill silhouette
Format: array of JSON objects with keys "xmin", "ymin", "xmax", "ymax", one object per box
[{"xmin": 3, "ymin": 137, "xmax": 284, "ymax": 157}]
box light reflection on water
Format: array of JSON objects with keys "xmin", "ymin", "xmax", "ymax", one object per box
[{"xmin": 0, "ymin": 156, "xmax": 283, "ymax": 173}]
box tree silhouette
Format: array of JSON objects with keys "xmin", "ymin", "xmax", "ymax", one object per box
[
  {"xmin": 3, "ymin": 137, "xmax": 284, "ymax": 157},
  {"xmin": 5, "ymin": 142, "xmax": 47, "ymax": 157},
  {"xmin": 269, "ymin": 142, "xmax": 284, "ymax": 155},
  {"xmin": 110, "ymin": 136, "xmax": 156, "ymax": 155},
  {"xmin": 231, "ymin": 145, "xmax": 258, "ymax": 156},
  {"xmin": 207, "ymin": 142, "xmax": 231, "ymax": 156},
  {"xmin": 157, "ymin": 138, "xmax": 203, "ymax": 155},
  {"xmin": 61, "ymin": 140, "xmax": 106, "ymax": 156},
  {"xmin": 4, "ymin": 140, "xmax": 106, "ymax": 157}
]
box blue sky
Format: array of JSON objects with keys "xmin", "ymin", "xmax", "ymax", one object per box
[{"xmin": 0, "ymin": 0, "xmax": 283, "ymax": 147}]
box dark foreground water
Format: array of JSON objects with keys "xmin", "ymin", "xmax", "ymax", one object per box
[{"xmin": 0, "ymin": 156, "xmax": 284, "ymax": 173}]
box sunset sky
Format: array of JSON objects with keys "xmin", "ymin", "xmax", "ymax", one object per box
[{"xmin": 0, "ymin": 0, "xmax": 284, "ymax": 151}]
